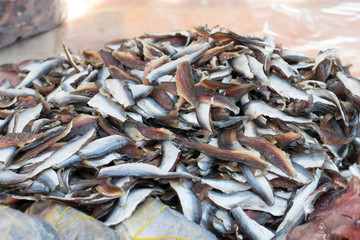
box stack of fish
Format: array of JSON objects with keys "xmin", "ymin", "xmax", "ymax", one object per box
[{"xmin": 0, "ymin": 25, "xmax": 359, "ymax": 239}]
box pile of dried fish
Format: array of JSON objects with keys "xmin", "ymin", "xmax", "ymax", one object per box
[{"xmin": 0, "ymin": 25, "xmax": 360, "ymax": 239}]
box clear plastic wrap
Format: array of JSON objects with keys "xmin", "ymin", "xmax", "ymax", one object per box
[
  {"xmin": 263, "ymin": 1, "xmax": 360, "ymax": 76},
  {"xmin": 0, "ymin": 0, "xmax": 67, "ymax": 48}
]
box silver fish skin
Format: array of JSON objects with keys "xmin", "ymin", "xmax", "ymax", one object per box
[
  {"xmin": 55, "ymin": 135, "xmax": 129, "ymax": 168},
  {"xmin": 146, "ymin": 30, "xmax": 191, "ymax": 46},
  {"xmin": 209, "ymin": 67, "xmax": 231, "ymax": 81},
  {"xmin": 336, "ymin": 71, "xmax": 360, "ymax": 98},
  {"xmin": 97, "ymin": 66, "xmax": 111, "ymax": 80},
  {"xmin": 146, "ymin": 43, "xmax": 210, "ymax": 83},
  {"xmin": 61, "ymin": 70, "xmax": 89, "ymax": 92},
  {"xmin": 82, "ymin": 69, "xmax": 99, "ymax": 82},
  {"xmin": 106, "ymin": 79, "xmax": 135, "ymax": 109},
  {"xmin": 169, "ymin": 178, "xmax": 202, "ymax": 223},
  {"xmin": 48, "ymin": 91, "xmax": 91, "ymax": 105},
  {"xmin": 276, "ymin": 169, "xmax": 322, "ymax": 233},
  {"xmin": 0, "ymin": 170, "xmax": 28, "ymax": 184},
  {"xmin": 88, "ymin": 93, "xmax": 127, "ymax": 122},
  {"xmin": 230, "ymin": 53, "xmax": 254, "ymax": 79},
  {"xmin": 267, "ymin": 73, "xmax": 308, "ymax": 101},
  {"xmin": 20, "ymin": 180, "xmax": 49, "ymax": 194},
  {"xmin": 270, "ymin": 54, "xmax": 300, "ymax": 80},
  {"xmin": 7, "ymin": 150, "xmax": 55, "ymax": 170},
  {"xmin": 291, "ymin": 152, "xmax": 326, "ymax": 169},
  {"xmin": 306, "ymin": 88, "xmax": 348, "ymax": 126},
  {"xmin": 313, "ymin": 49, "xmax": 336, "ymax": 70},
  {"xmin": 0, "ymin": 146, "xmax": 16, "ymax": 169},
  {"xmin": 159, "ymin": 141, "xmax": 181, "ymax": 172},
  {"xmin": 13, "ymin": 103, "xmax": 42, "ymax": 133},
  {"xmin": 349, "ymin": 163, "xmax": 360, "ymax": 180},
  {"xmin": 30, "ymin": 119, "xmax": 53, "ymax": 133},
  {"xmin": 246, "ymin": 55, "xmax": 269, "ymax": 85},
  {"xmin": 241, "ymin": 165, "xmax": 274, "ymax": 206},
  {"xmin": 128, "ymin": 84, "xmax": 155, "ymax": 99},
  {"xmin": 231, "ymin": 206, "xmax": 274, "ymax": 240},
  {"xmin": 214, "ymin": 209, "xmax": 236, "ymax": 234},
  {"xmin": 267, "ymin": 163, "xmax": 313, "ymax": 185},
  {"xmin": 200, "ymin": 201, "xmax": 217, "ymax": 232},
  {"xmin": 303, "ymin": 184, "xmax": 336, "ymax": 218},
  {"xmin": 36, "ymin": 169, "xmax": 59, "ymax": 191},
  {"xmin": 207, "ymin": 190, "xmax": 287, "ymax": 216},
  {"xmin": 0, "ymin": 88, "xmax": 36, "ymax": 97},
  {"xmin": 201, "ymin": 178, "xmax": 251, "ymax": 194},
  {"xmin": 82, "ymin": 152, "xmax": 121, "ymax": 167},
  {"xmin": 104, "ymin": 188, "xmax": 164, "ymax": 226},
  {"xmin": 44, "ymin": 193, "xmax": 117, "ymax": 205},
  {"xmin": 196, "ymin": 102, "xmax": 213, "ymax": 134},
  {"xmin": 136, "ymin": 97, "xmax": 169, "ymax": 119},
  {"xmin": 172, "ymin": 43, "xmax": 207, "ymax": 59},
  {"xmin": 180, "ymin": 112, "xmax": 201, "ymax": 128},
  {"xmin": 197, "ymin": 155, "xmax": 214, "ymax": 176},
  {"xmin": 30, "ymin": 127, "xmax": 96, "ymax": 178},
  {"xmin": 98, "ymin": 163, "xmax": 199, "ymax": 179},
  {"xmin": 15, "ymin": 58, "xmax": 61, "ymax": 89},
  {"xmin": 244, "ymin": 100, "xmax": 312, "ymax": 124}
]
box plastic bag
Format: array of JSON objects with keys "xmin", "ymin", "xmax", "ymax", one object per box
[
  {"xmin": 264, "ymin": 1, "xmax": 360, "ymax": 77},
  {"xmin": 0, "ymin": 204, "xmax": 59, "ymax": 240},
  {"xmin": 27, "ymin": 201, "xmax": 119, "ymax": 240},
  {"xmin": 115, "ymin": 197, "xmax": 218, "ymax": 240},
  {"xmin": 0, "ymin": 0, "xmax": 67, "ymax": 48}
]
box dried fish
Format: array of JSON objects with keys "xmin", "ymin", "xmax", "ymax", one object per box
[
  {"xmin": 15, "ymin": 58, "xmax": 61, "ymax": 89},
  {"xmin": 88, "ymin": 93, "xmax": 127, "ymax": 122},
  {"xmin": 276, "ymin": 169, "xmax": 322, "ymax": 233},
  {"xmin": 98, "ymin": 163, "xmax": 199, "ymax": 179},
  {"xmin": 207, "ymin": 190, "xmax": 287, "ymax": 216},
  {"xmin": 104, "ymin": 188, "xmax": 164, "ymax": 226},
  {"xmin": 0, "ymin": 25, "xmax": 359, "ymax": 239},
  {"xmin": 231, "ymin": 206, "xmax": 274, "ymax": 240}
]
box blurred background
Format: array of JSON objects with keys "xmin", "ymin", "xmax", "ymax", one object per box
[{"xmin": 1, "ymin": 0, "xmax": 360, "ymax": 76}]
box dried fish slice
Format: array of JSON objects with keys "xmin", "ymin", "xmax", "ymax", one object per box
[
  {"xmin": 267, "ymin": 73, "xmax": 309, "ymax": 101},
  {"xmin": 15, "ymin": 58, "xmax": 61, "ymax": 89},
  {"xmin": 55, "ymin": 135, "xmax": 129, "ymax": 168},
  {"xmin": 246, "ymin": 55, "xmax": 269, "ymax": 85},
  {"xmin": 207, "ymin": 190, "xmax": 287, "ymax": 216},
  {"xmin": 98, "ymin": 163, "xmax": 199, "ymax": 179},
  {"xmin": 237, "ymin": 132, "xmax": 295, "ymax": 177},
  {"xmin": 146, "ymin": 43, "xmax": 210, "ymax": 83},
  {"xmin": 13, "ymin": 103, "xmax": 42, "ymax": 133},
  {"xmin": 175, "ymin": 61, "xmax": 198, "ymax": 107},
  {"xmin": 276, "ymin": 169, "xmax": 322, "ymax": 233},
  {"xmin": 30, "ymin": 127, "xmax": 96, "ymax": 178},
  {"xmin": 0, "ymin": 146, "xmax": 16, "ymax": 169},
  {"xmin": 200, "ymin": 178, "xmax": 251, "ymax": 194},
  {"xmin": 229, "ymin": 53, "xmax": 253, "ymax": 79},
  {"xmin": 241, "ymin": 166, "xmax": 274, "ymax": 206},
  {"xmin": 105, "ymin": 79, "xmax": 135, "ymax": 109},
  {"xmin": 104, "ymin": 187, "xmax": 164, "ymax": 226},
  {"xmin": 184, "ymin": 141, "xmax": 269, "ymax": 169},
  {"xmin": 0, "ymin": 87, "xmax": 36, "ymax": 97},
  {"xmin": 158, "ymin": 140, "xmax": 181, "ymax": 172},
  {"xmin": 336, "ymin": 71, "xmax": 360, "ymax": 99},
  {"xmin": 231, "ymin": 206, "xmax": 274, "ymax": 240},
  {"xmin": 291, "ymin": 152, "xmax": 326, "ymax": 169},
  {"xmin": 244, "ymin": 100, "xmax": 312, "ymax": 124},
  {"xmin": 169, "ymin": 178, "xmax": 202, "ymax": 223},
  {"xmin": 88, "ymin": 93, "xmax": 127, "ymax": 122}
]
